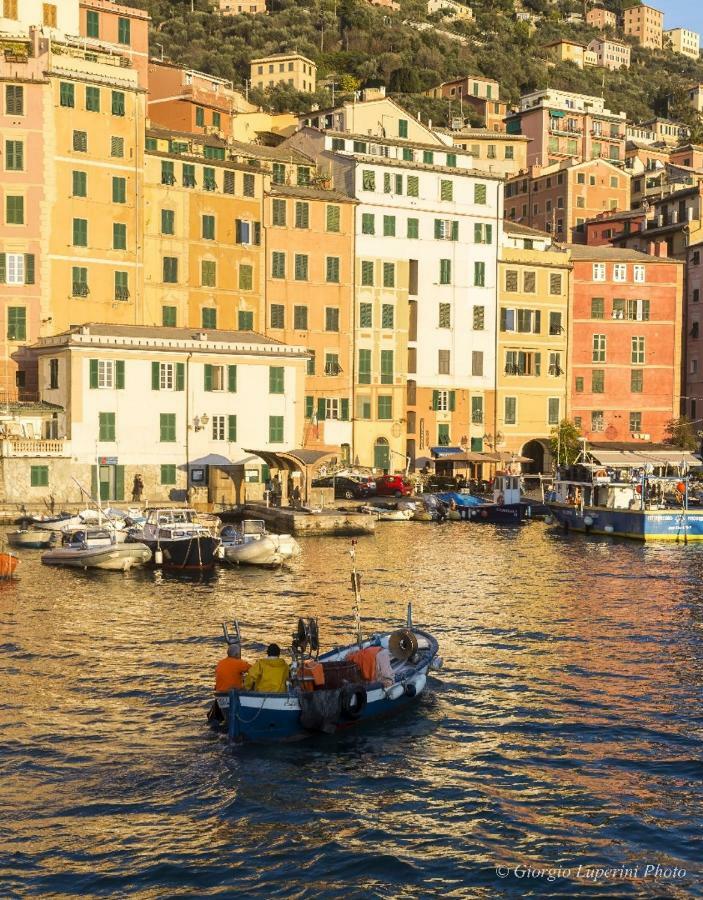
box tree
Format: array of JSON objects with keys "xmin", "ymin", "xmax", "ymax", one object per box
[
  {"xmin": 664, "ymin": 416, "xmax": 698, "ymax": 451},
  {"xmin": 549, "ymin": 419, "xmax": 583, "ymax": 467}
]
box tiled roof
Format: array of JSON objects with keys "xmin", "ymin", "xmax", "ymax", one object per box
[
  {"xmin": 566, "ymin": 245, "xmax": 683, "ymax": 263},
  {"xmin": 267, "ymin": 183, "xmax": 356, "ymax": 202}
]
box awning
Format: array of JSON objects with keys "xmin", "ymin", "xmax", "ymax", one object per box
[
  {"xmin": 243, "ymin": 448, "xmax": 342, "ymax": 500},
  {"xmin": 430, "ymin": 446, "xmax": 463, "ymax": 457},
  {"xmin": 434, "ymin": 452, "xmax": 488, "ymax": 463},
  {"xmin": 589, "ymin": 449, "xmax": 702, "ymax": 468},
  {"xmin": 550, "ymin": 109, "xmax": 566, "ymax": 118}
]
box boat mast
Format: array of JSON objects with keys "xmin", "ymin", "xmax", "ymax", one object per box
[{"xmin": 349, "ymin": 539, "xmax": 362, "ymax": 646}]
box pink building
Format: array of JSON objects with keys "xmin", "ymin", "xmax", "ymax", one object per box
[{"xmin": 79, "ymin": 0, "xmax": 150, "ymax": 89}]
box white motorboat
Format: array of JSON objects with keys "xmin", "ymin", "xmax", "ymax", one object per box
[
  {"xmin": 42, "ymin": 528, "xmax": 152, "ymax": 571},
  {"xmin": 218, "ymin": 520, "xmax": 301, "ymax": 567},
  {"xmin": 7, "ymin": 528, "xmax": 54, "ymax": 549},
  {"xmin": 360, "ymin": 505, "xmax": 413, "ymax": 522}
]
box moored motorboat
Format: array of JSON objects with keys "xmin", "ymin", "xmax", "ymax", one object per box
[
  {"xmin": 218, "ymin": 520, "xmax": 301, "ymax": 567},
  {"xmin": 7, "ymin": 528, "xmax": 54, "ymax": 549},
  {"xmin": 41, "ymin": 528, "xmax": 152, "ymax": 571},
  {"xmin": 129, "ymin": 508, "xmax": 220, "ymax": 570},
  {"xmin": 438, "ymin": 474, "xmax": 531, "ymax": 525}
]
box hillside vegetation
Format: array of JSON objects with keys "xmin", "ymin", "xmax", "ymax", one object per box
[{"xmin": 129, "ymin": 0, "xmax": 703, "ymax": 134}]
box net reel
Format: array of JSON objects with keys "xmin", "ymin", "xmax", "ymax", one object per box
[
  {"xmin": 292, "ymin": 616, "xmax": 319, "ymax": 660},
  {"xmin": 389, "ymin": 628, "xmax": 418, "ymax": 662}
]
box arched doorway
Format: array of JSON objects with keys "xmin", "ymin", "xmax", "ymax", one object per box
[
  {"xmin": 374, "ymin": 437, "xmax": 390, "ymax": 472},
  {"xmin": 521, "ymin": 439, "xmax": 548, "ymax": 474}
]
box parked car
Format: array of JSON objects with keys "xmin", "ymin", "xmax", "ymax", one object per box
[
  {"xmin": 311, "ymin": 475, "xmax": 375, "ymax": 500},
  {"xmin": 375, "ymin": 475, "xmax": 413, "ymax": 497}
]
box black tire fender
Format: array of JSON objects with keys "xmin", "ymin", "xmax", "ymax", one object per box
[{"xmin": 340, "ymin": 684, "xmax": 367, "ymax": 719}]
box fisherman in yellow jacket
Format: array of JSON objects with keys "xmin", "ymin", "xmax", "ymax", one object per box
[{"xmin": 244, "ymin": 643, "xmax": 290, "ymax": 692}]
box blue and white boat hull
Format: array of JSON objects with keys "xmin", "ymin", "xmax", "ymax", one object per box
[{"xmin": 548, "ymin": 503, "xmax": 703, "ymax": 541}]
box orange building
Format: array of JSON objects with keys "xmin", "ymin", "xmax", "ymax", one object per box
[
  {"xmin": 263, "ymin": 185, "xmax": 356, "ymax": 453},
  {"xmin": 79, "ymin": 0, "xmax": 150, "ymax": 88},
  {"xmin": 506, "ymin": 158, "xmax": 631, "ymax": 243},
  {"xmin": 586, "ymin": 7, "xmax": 617, "ymax": 29},
  {"xmin": 424, "ymin": 75, "xmax": 506, "ymax": 131},
  {"xmin": 567, "ymin": 246, "xmax": 683, "ymax": 443},
  {"xmin": 623, "ymin": 3, "xmax": 664, "ymax": 49}
]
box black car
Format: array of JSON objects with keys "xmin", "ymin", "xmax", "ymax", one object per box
[{"xmin": 311, "ymin": 475, "xmax": 375, "ymax": 500}]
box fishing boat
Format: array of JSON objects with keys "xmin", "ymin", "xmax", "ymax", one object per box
[
  {"xmin": 546, "ymin": 448, "xmax": 703, "ymax": 541},
  {"xmin": 438, "ymin": 473, "xmax": 532, "ymax": 525},
  {"xmin": 26, "ymin": 512, "xmax": 81, "ymax": 532},
  {"xmin": 129, "ymin": 508, "xmax": 221, "ymax": 570},
  {"xmin": 7, "ymin": 528, "xmax": 54, "ymax": 549},
  {"xmin": 218, "ymin": 520, "xmax": 301, "ymax": 567},
  {"xmin": 207, "ymin": 544, "xmax": 441, "ymax": 743},
  {"xmin": 0, "ymin": 552, "xmax": 19, "ymax": 578},
  {"xmin": 41, "ymin": 528, "xmax": 152, "ymax": 571}
]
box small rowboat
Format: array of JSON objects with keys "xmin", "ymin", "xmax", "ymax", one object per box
[
  {"xmin": 0, "ymin": 552, "xmax": 19, "ymax": 578},
  {"xmin": 7, "ymin": 528, "xmax": 54, "ymax": 549}
]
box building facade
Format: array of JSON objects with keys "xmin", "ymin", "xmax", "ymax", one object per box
[
  {"xmin": 586, "ymin": 7, "xmax": 617, "ymax": 29},
  {"xmin": 685, "ymin": 240, "xmax": 703, "ymax": 422},
  {"xmin": 665, "ymin": 27, "xmax": 700, "ymax": 59},
  {"xmin": 623, "ymin": 3, "xmax": 664, "ymax": 49},
  {"xmin": 218, "ymin": 0, "xmax": 267, "ymax": 14},
  {"xmin": 250, "ymin": 53, "xmax": 317, "ymax": 93},
  {"xmin": 567, "ymin": 246, "xmax": 683, "ymax": 444},
  {"xmin": 587, "ymin": 38, "xmax": 631, "ymax": 71},
  {"xmin": 444, "ymin": 130, "xmax": 529, "ymax": 177}
]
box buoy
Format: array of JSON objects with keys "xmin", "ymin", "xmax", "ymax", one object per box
[
  {"xmin": 385, "ymin": 683, "xmax": 404, "ymax": 700},
  {"xmin": 155, "ymin": 548, "xmax": 163, "ymax": 566},
  {"xmin": 584, "ymin": 515, "xmax": 594, "ymax": 527},
  {"xmin": 604, "ymin": 525, "xmax": 614, "ymax": 534},
  {"xmin": 677, "ymin": 482, "xmax": 686, "ymax": 494},
  {"xmin": 405, "ymin": 673, "xmax": 427, "ymax": 697}
]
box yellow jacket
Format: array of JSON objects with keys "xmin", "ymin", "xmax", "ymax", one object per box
[{"xmin": 244, "ymin": 657, "xmax": 290, "ymax": 693}]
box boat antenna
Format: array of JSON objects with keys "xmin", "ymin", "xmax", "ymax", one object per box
[{"xmin": 349, "ymin": 539, "xmax": 363, "ymax": 647}]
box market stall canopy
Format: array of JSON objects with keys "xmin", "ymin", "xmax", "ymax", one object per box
[{"xmin": 588, "ymin": 447, "xmax": 702, "ymax": 468}]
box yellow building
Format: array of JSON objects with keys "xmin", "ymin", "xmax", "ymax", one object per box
[
  {"xmin": 544, "ymin": 39, "xmax": 587, "ymax": 69},
  {"xmin": 142, "ymin": 130, "xmax": 265, "ymax": 331},
  {"xmin": 444, "ymin": 130, "xmax": 528, "ymax": 177},
  {"xmin": 624, "ymin": 3, "xmax": 664, "ymax": 49},
  {"xmin": 250, "ymin": 53, "xmax": 317, "ymax": 94},
  {"xmin": 263, "ymin": 185, "xmax": 356, "ymax": 454},
  {"xmin": 497, "ymin": 222, "xmax": 571, "ymax": 471}
]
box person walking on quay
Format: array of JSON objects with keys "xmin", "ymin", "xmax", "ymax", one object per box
[{"xmin": 131, "ymin": 473, "xmax": 144, "ymax": 503}]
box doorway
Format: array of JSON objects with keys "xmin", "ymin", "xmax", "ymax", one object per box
[{"xmin": 374, "ymin": 437, "xmax": 390, "ymax": 472}]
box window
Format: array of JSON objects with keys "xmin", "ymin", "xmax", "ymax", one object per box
[
  {"xmin": 592, "ymin": 369, "xmax": 605, "ymax": 393},
  {"xmin": 72, "ymin": 266, "xmax": 88, "ymax": 296},
  {"xmin": 474, "ymin": 262, "xmax": 485, "ymax": 287},
  {"xmin": 549, "ymin": 312, "xmax": 562, "ymax": 335},
  {"xmin": 548, "ymin": 352, "xmax": 562, "ymax": 376},
  {"xmin": 111, "ymin": 91, "xmax": 125, "ymax": 117},
  {"xmin": 307, "ymin": 350, "xmax": 315, "ymax": 376},
  {"xmin": 160, "ymin": 414, "xmax": 176, "ymax": 442},
  {"xmin": 407, "ymin": 176, "xmax": 419, "ymax": 198},
  {"xmin": 439, "ymin": 259, "xmax": 451, "ymax": 285},
  {"xmin": 182, "ymin": 164, "xmax": 196, "ymax": 188},
  {"xmin": 362, "ymin": 170, "xmax": 375, "ymax": 191},
  {"xmin": 270, "ymin": 304, "xmax": 284, "ymax": 329},
  {"xmin": 398, "ymin": 118, "xmax": 408, "ymax": 138},
  {"xmin": 30, "ymin": 465, "xmax": 49, "ymax": 487},
  {"xmin": 111, "ymin": 136, "xmax": 124, "ymax": 158},
  {"xmin": 201, "ymin": 308, "xmax": 216, "ymax": 330},
  {"xmin": 613, "ymin": 263, "xmax": 627, "ymax": 283},
  {"xmin": 440, "ymin": 180, "xmax": 453, "ymax": 202},
  {"xmin": 383, "ymin": 262, "xmax": 395, "ymax": 288},
  {"xmin": 629, "ymin": 412, "xmax": 642, "ymax": 433},
  {"xmin": 522, "ymin": 271, "xmax": 536, "ymax": 293},
  {"xmin": 631, "ymin": 336, "xmax": 645, "ymax": 364},
  {"xmin": 383, "ymin": 215, "xmax": 396, "ymax": 237},
  {"xmin": 447, "ymin": 153, "xmax": 457, "ymax": 167},
  {"xmin": 505, "ymin": 270, "xmax": 518, "ymax": 293},
  {"xmin": 118, "ymin": 16, "xmax": 131, "ymax": 45},
  {"xmin": 361, "ymin": 213, "xmax": 375, "ymax": 235},
  {"xmin": 202, "ymin": 215, "xmax": 215, "ymax": 240},
  {"xmin": 474, "ymin": 183, "xmax": 487, "ymax": 204},
  {"xmin": 294, "ymin": 201, "xmax": 309, "ymax": 229},
  {"xmin": 591, "ymin": 411, "xmax": 604, "ymax": 432},
  {"xmin": 377, "ymin": 396, "xmax": 392, "ymax": 420},
  {"xmin": 434, "ymin": 219, "xmax": 458, "ymax": 241},
  {"xmin": 7, "ymin": 307, "xmax": 26, "ymax": 341},
  {"xmin": 634, "ymin": 264, "xmax": 645, "ymax": 284},
  {"xmin": 199, "ymin": 260, "xmax": 216, "ymax": 287},
  {"xmin": 505, "ymin": 146, "xmax": 514, "ymax": 160},
  {"xmin": 472, "ymin": 351, "xmax": 483, "ymax": 377},
  {"xmin": 238, "ymin": 264, "xmax": 253, "ymax": 291},
  {"xmin": 223, "ymin": 170, "xmax": 235, "ymax": 194},
  {"xmin": 269, "ymin": 416, "xmax": 284, "ymax": 443},
  {"xmin": 631, "ymin": 369, "xmax": 643, "ymax": 393},
  {"xmin": 407, "ymin": 218, "xmax": 419, "ymax": 239},
  {"xmin": 86, "ymin": 9, "xmax": 99, "ymax": 37},
  {"xmin": 294, "ymin": 306, "xmax": 308, "ymax": 330},
  {"xmin": 358, "ymin": 349, "xmax": 371, "ymax": 384},
  {"xmin": 60, "ymin": 82, "xmax": 75, "ymax": 108},
  {"xmin": 269, "ymin": 367, "xmax": 285, "ymax": 394},
  {"xmin": 438, "ymin": 303, "xmax": 451, "ymax": 329},
  {"xmin": 504, "ymin": 397, "xmax": 516, "ymax": 425},
  {"xmin": 272, "ymin": 199, "xmax": 286, "ymax": 227},
  {"xmin": 195, "ymin": 106, "xmax": 205, "ymax": 128},
  {"xmin": 294, "ymin": 254, "xmax": 308, "ymax": 281},
  {"xmin": 115, "ymin": 271, "xmax": 128, "ymax": 300},
  {"xmin": 593, "ymin": 263, "xmax": 606, "ymax": 282},
  {"xmin": 474, "ymin": 223, "xmax": 493, "ymax": 244},
  {"xmin": 361, "ymin": 261, "xmax": 374, "ymax": 286},
  {"xmin": 4, "ymin": 253, "xmax": 31, "ymax": 285},
  {"xmin": 161, "ymin": 209, "xmax": 174, "ymax": 235},
  {"xmin": 549, "ymin": 273, "xmax": 562, "ymax": 295},
  {"xmin": 6, "ymin": 195, "xmax": 23, "ymax": 225},
  {"xmin": 239, "ymin": 310, "xmax": 254, "ymax": 330},
  {"xmin": 163, "ymin": 257, "xmax": 178, "ymax": 283},
  {"xmin": 48, "ymin": 357, "xmax": 60, "ymax": 390},
  {"xmin": 5, "ymin": 139, "xmax": 23, "ymax": 171},
  {"xmin": 592, "ymin": 334, "xmax": 606, "ymax": 362},
  {"xmin": 547, "ymin": 398, "xmax": 560, "ymax": 426},
  {"xmin": 326, "ymin": 257, "xmax": 340, "ymax": 284},
  {"xmin": 501, "ymin": 309, "xmax": 515, "ymax": 332},
  {"xmin": 110, "ymin": 177, "xmax": 127, "ymax": 206},
  {"xmin": 325, "ymin": 307, "xmax": 340, "ymax": 332},
  {"xmin": 575, "ymin": 377, "xmax": 584, "ymax": 393},
  {"xmin": 438, "ymin": 349, "xmax": 451, "ymax": 375},
  {"xmin": 381, "ymin": 350, "xmax": 394, "ymax": 384},
  {"xmin": 72, "ymin": 217, "xmax": 87, "ymax": 246},
  {"xmin": 162, "ymin": 306, "xmax": 176, "ymax": 327},
  {"xmin": 271, "ymin": 251, "xmax": 285, "ymax": 279},
  {"xmin": 359, "ymin": 302, "xmax": 373, "ymax": 328},
  {"xmin": 382, "ymin": 304, "xmax": 394, "ymax": 329},
  {"xmin": 326, "ymin": 205, "xmax": 340, "ymax": 232},
  {"xmin": 6, "ymin": 84, "xmax": 23, "ymax": 116},
  {"xmin": 161, "ymin": 464, "xmax": 176, "ymax": 486},
  {"xmin": 423, "ymin": 151, "xmax": 434, "ymax": 165},
  {"xmin": 591, "ymin": 298, "xmax": 604, "ymax": 319},
  {"xmin": 473, "ymin": 306, "xmax": 485, "ymax": 331},
  {"xmin": 113, "ymin": 222, "xmax": 127, "ymax": 250},
  {"xmin": 296, "ymin": 167, "xmax": 310, "ymax": 187},
  {"xmin": 98, "ymin": 412, "xmax": 116, "ymax": 442},
  {"xmin": 471, "ymin": 396, "xmax": 483, "ymax": 424}
]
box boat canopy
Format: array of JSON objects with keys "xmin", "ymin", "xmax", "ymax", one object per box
[{"xmin": 588, "ymin": 449, "xmax": 702, "ymax": 468}]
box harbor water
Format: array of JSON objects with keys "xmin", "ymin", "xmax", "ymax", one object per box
[{"xmin": 1, "ymin": 522, "xmax": 702, "ymax": 897}]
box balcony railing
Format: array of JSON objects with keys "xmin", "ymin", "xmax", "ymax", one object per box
[
  {"xmin": 72, "ymin": 283, "xmax": 89, "ymax": 297},
  {"xmin": 114, "ymin": 286, "xmax": 130, "ymax": 301},
  {"xmin": 1, "ymin": 438, "xmax": 68, "ymax": 457}
]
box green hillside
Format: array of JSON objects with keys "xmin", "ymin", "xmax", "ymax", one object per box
[{"xmin": 129, "ymin": 0, "xmax": 703, "ymax": 134}]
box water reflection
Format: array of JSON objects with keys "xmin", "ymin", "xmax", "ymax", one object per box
[{"xmin": 0, "ymin": 523, "xmax": 702, "ymax": 896}]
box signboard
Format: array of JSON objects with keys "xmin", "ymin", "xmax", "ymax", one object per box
[{"xmin": 98, "ymin": 456, "xmax": 118, "ymax": 465}]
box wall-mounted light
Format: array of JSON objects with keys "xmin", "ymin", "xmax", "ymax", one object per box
[{"xmin": 193, "ymin": 413, "xmax": 210, "ymax": 432}]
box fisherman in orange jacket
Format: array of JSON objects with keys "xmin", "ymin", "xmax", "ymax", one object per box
[{"xmin": 215, "ymin": 643, "xmax": 251, "ymax": 692}]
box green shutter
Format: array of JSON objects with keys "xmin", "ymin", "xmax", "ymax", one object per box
[
  {"xmin": 204, "ymin": 363, "xmax": 212, "ymax": 391},
  {"xmin": 434, "ymin": 220, "xmax": 441, "ymax": 239},
  {"xmin": 317, "ymin": 398, "xmax": 326, "ymax": 420},
  {"xmin": 432, "ymin": 390, "xmax": 439, "ymax": 411},
  {"xmin": 305, "ymin": 396, "xmax": 314, "ymax": 418},
  {"xmin": 114, "ymin": 465, "xmax": 125, "ymax": 501},
  {"xmin": 89, "ymin": 359, "xmax": 98, "ymax": 389},
  {"xmin": 228, "ymin": 415, "xmax": 237, "ymax": 442},
  {"xmin": 91, "ymin": 465, "xmax": 98, "ymax": 498},
  {"xmin": 151, "ymin": 361, "xmax": 160, "ymax": 390},
  {"xmin": 340, "ymin": 398, "xmax": 349, "ymax": 421},
  {"xmin": 24, "ymin": 254, "xmax": 35, "ymax": 284},
  {"xmin": 0, "ymin": 253, "xmax": 5, "ymax": 283},
  {"xmin": 451, "ymin": 221, "xmax": 459, "ymax": 241},
  {"xmin": 175, "ymin": 362, "xmax": 184, "ymax": 391},
  {"xmin": 228, "ymin": 365, "xmax": 237, "ymax": 392},
  {"xmin": 115, "ymin": 360, "xmax": 125, "ymax": 389},
  {"xmin": 449, "ymin": 391, "xmax": 456, "ymax": 411}
]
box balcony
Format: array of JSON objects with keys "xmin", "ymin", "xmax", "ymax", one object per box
[
  {"xmin": 0, "ymin": 438, "xmax": 69, "ymax": 458},
  {"xmin": 114, "ymin": 286, "xmax": 130, "ymax": 301},
  {"xmin": 72, "ymin": 283, "xmax": 89, "ymax": 297}
]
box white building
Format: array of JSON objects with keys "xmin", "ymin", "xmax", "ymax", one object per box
[
  {"xmin": 690, "ymin": 84, "xmax": 703, "ymax": 114},
  {"xmin": 427, "ymin": 0, "xmax": 473, "ymax": 20},
  {"xmin": 587, "ymin": 38, "xmax": 631, "ymax": 70},
  {"xmin": 31, "ymin": 324, "xmax": 308, "ymax": 503},
  {"xmin": 284, "ymin": 127, "xmax": 503, "ymax": 468},
  {"xmin": 0, "ymin": 0, "xmax": 79, "ymax": 36},
  {"xmin": 665, "ymin": 27, "xmax": 700, "ymax": 59}
]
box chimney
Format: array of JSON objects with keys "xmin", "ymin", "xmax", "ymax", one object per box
[{"xmin": 656, "ymin": 241, "xmax": 668, "ymax": 258}]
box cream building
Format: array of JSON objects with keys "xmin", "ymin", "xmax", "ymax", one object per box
[
  {"xmin": 250, "ymin": 53, "xmax": 317, "ymax": 94},
  {"xmin": 587, "ymin": 38, "xmax": 631, "ymax": 70},
  {"xmin": 301, "ymin": 96, "xmax": 449, "ymax": 146},
  {"xmin": 219, "ymin": 0, "xmax": 266, "ymax": 14},
  {"xmin": 665, "ymin": 27, "xmax": 700, "ymax": 59},
  {"xmin": 31, "ymin": 324, "xmax": 308, "ymax": 503}
]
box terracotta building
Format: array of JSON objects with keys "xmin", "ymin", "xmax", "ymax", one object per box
[
  {"xmin": 586, "ymin": 7, "xmax": 617, "ymax": 29},
  {"xmin": 583, "ymin": 210, "xmax": 647, "ymax": 246},
  {"xmin": 623, "ymin": 3, "xmax": 664, "ymax": 50},
  {"xmin": 505, "ymin": 158, "xmax": 630, "ymax": 243},
  {"xmin": 567, "ymin": 246, "xmax": 683, "ymax": 444},
  {"xmin": 424, "ymin": 76, "xmax": 506, "ymax": 131}
]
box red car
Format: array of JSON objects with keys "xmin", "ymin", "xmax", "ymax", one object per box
[{"xmin": 375, "ymin": 475, "xmax": 413, "ymax": 497}]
